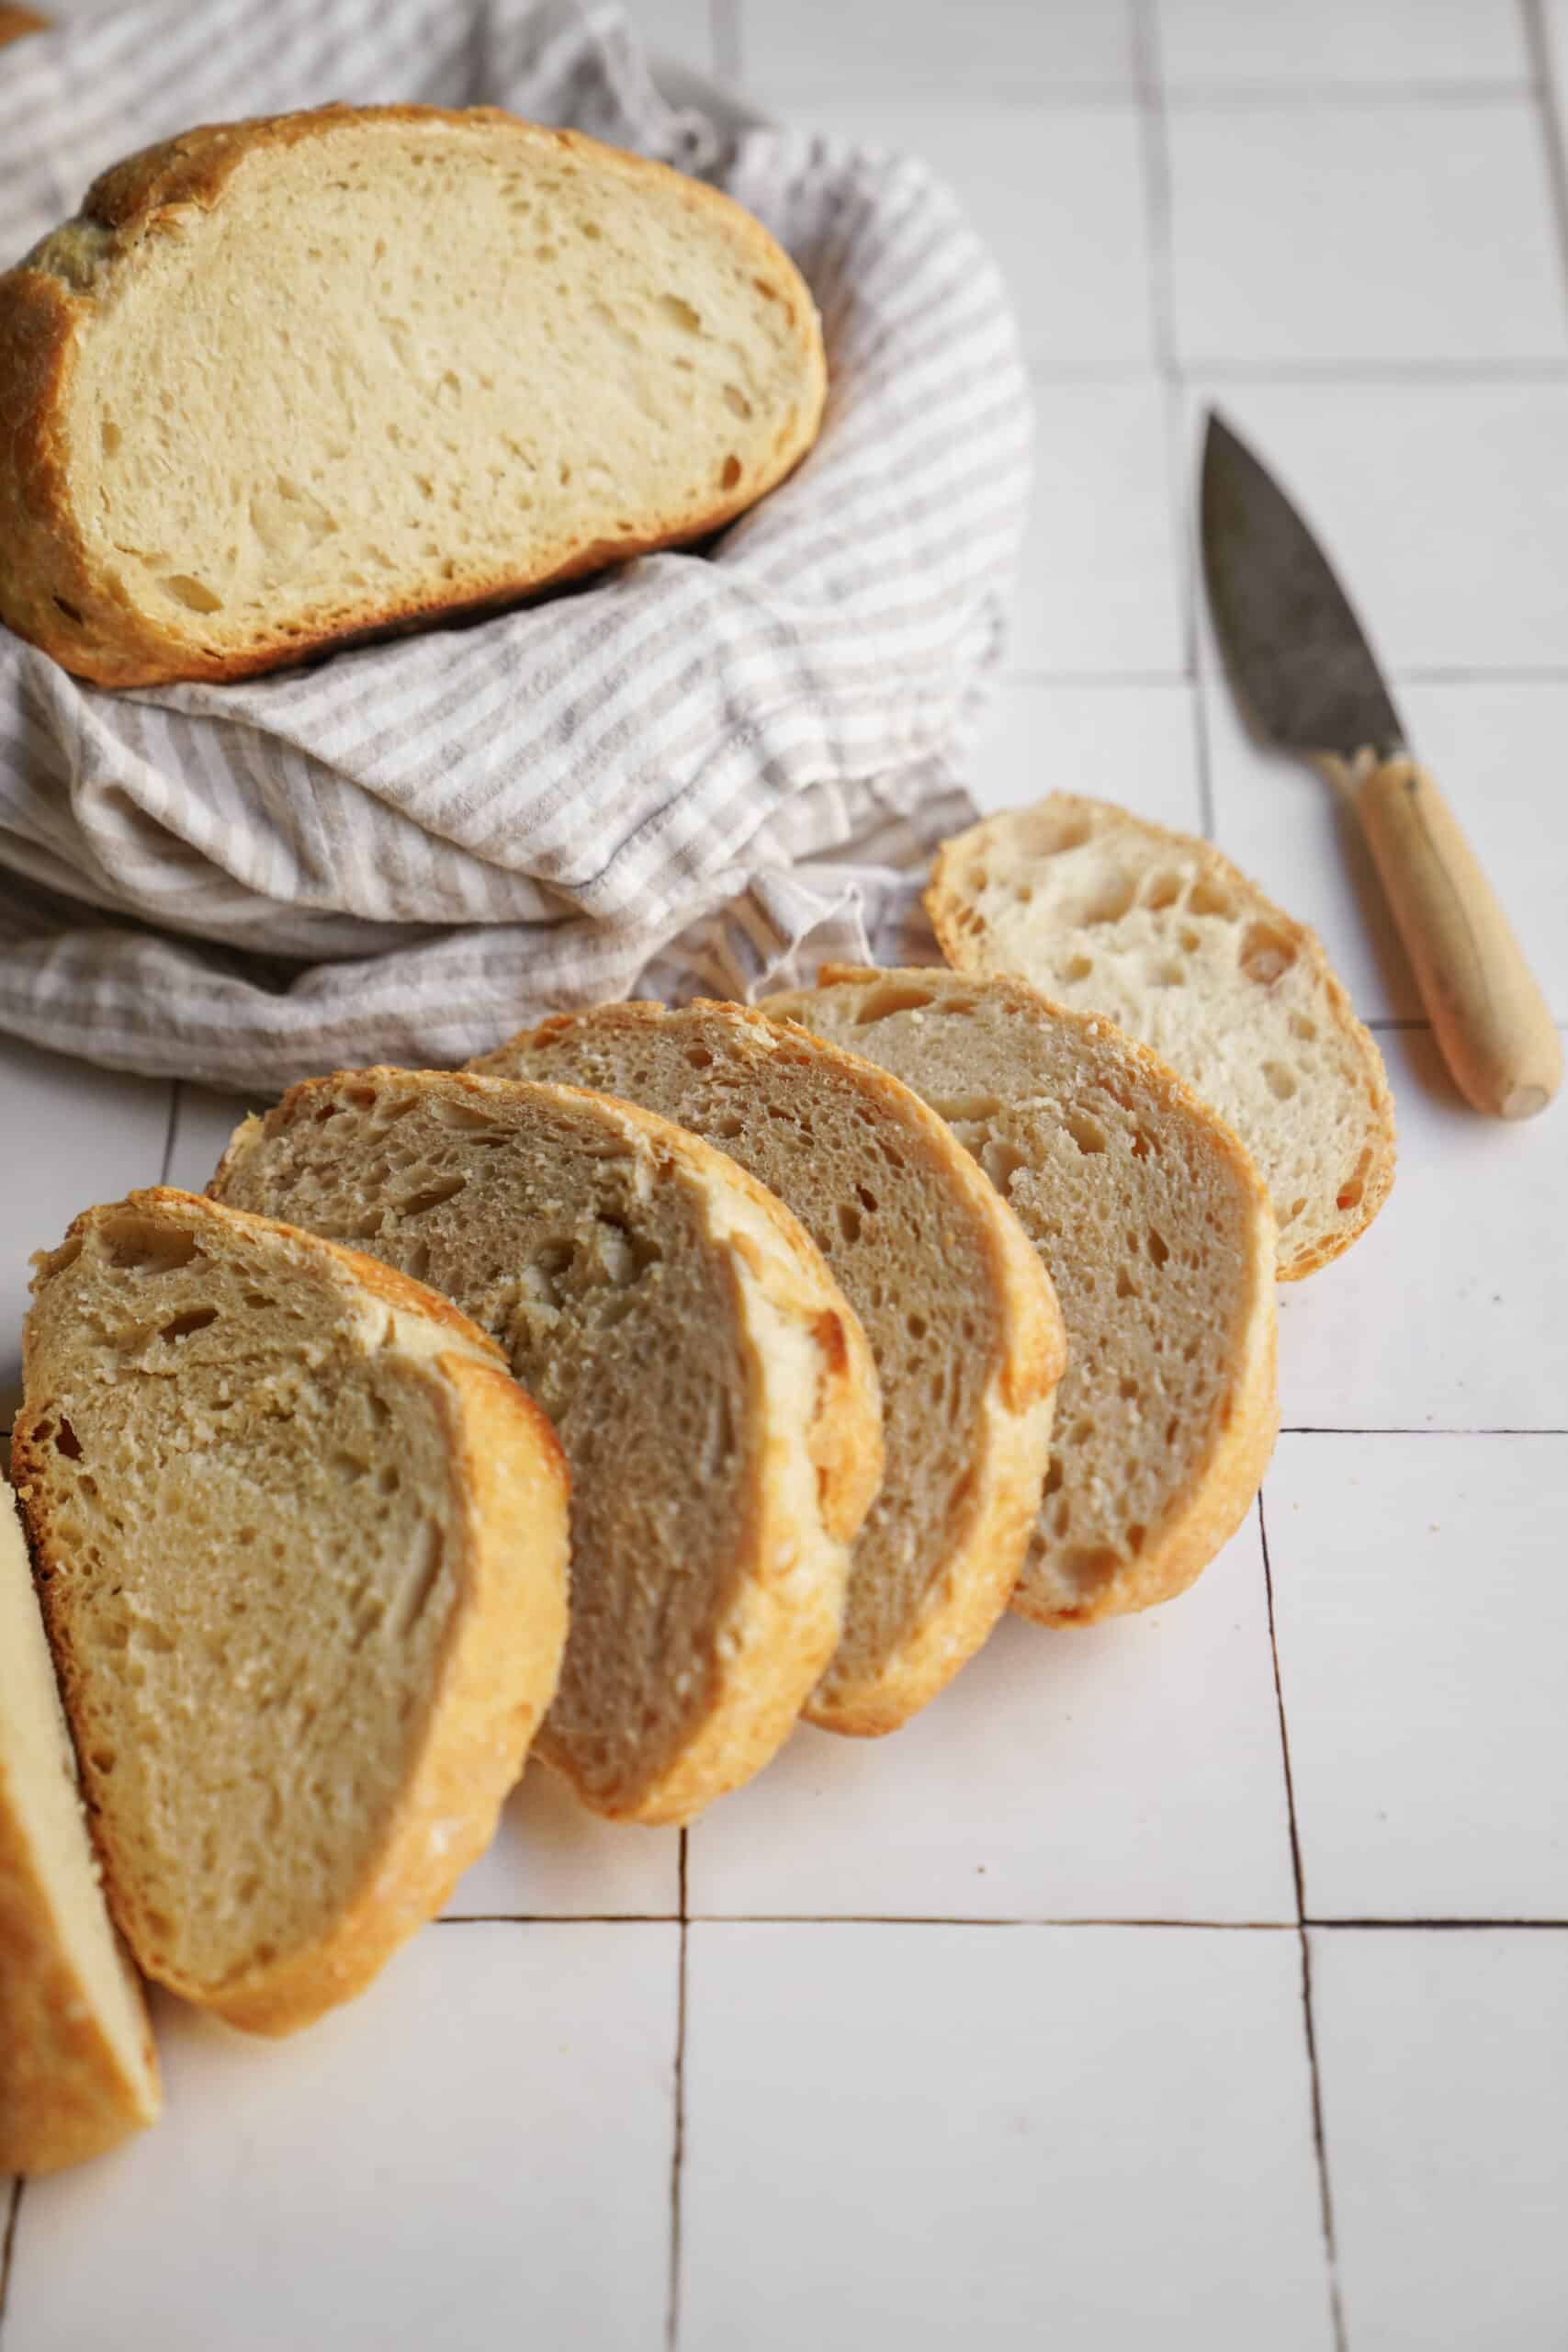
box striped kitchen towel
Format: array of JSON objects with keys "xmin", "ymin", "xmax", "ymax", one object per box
[{"xmin": 0, "ymin": 0, "xmax": 1032, "ymax": 1087}]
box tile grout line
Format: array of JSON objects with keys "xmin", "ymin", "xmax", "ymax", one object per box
[
  {"xmin": 0, "ymin": 2177, "xmax": 23, "ymax": 2339},
  {"xmin": 434, "ymin": 1909, "xmax": 1568, "ymax": 1928},
  {"xmin": 1130, "ymin": 0, "xmax": 1217, "ymax": 840},
  {"xmin": 665, "ymin": 1829, "xmax": 690, "ymax": 2352},
  {"xmin": 1522, "ymin": 0, "xmax": 1568, "ymax": 316},
  {"xmin": 158, "ymin": 1080, "xmax": 182, "ymax": 1186},
  {"xmin": 1259, "ymin": 1492, "xmax": 1348, "ymax": 2352}
]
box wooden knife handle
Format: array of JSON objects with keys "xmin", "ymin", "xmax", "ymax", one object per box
[{"xmin": 1351, "ymin": 755, "xmax": 1562, "ymax": 1119}]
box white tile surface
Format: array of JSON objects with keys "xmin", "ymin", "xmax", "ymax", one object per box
[
  {"xmin": 445, "ymin": 1763, "xmax": 682, "ymax": 1917},
  {"xmin": 794, "ymin": 102, "xmax": 1154, "ymax": 372},
  {"xmin": 1273, "ymin": 1026, "xmax": 1568, "ymax": 1431},
  {"xmin": 1158, "ymin": 0, "xmax": 1529, "ymax": 89},
  {"xmin": 1184, "ymin": 380, "xmax": 1568, "ymax": 671},
  {"xmin": 0, "ymin": 1038, "xmax": 170, "ymax": 1414},
  {"xmin": 1269, "ymin": 1434, "xmax": 1568, "ymax": 1918},
  {"xmin": 1312, "ymin": 1928, "xmax": 1568, "ymax": 2346},
  {"xmin": 688, "ymin": 1523, "xmax": 1297, "ymax": 1923},
  {"xmin": 974, "ymin": 679, "xmax": 1205, "ymax": 831},
  {"xmin": 1012, "ymin": 382, "xmax": 1184, "ymax": 673},
  {"xmin": 1202, "ymin": 671, "xmax": 1568, "ymax": 1025},
  {"xmin": 744, "ymin": 0, "xmax": 1134, "ymax": 100},
  {"xmin": 6, "ymin": 1927, "xmax": 679, "ymax": 2352},
  {"xmin": 1168, "ymin": 101, "xmax": 1568, "ymax": 367},
  {"xmin": 162, "ymin": 1083, "xmax": 263, "ymax": 1196},
  {"xmin": 679, "ymin": 1922, "xmax": 1334, "ymax": 2352}
]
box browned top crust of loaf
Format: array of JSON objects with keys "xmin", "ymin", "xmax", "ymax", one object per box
[
  {"xmin": 0, "ymin": 104, "xmax": 828, "ymax": 687},
  {"xmin": 0, "ymin": 7, "xmax": 50, "ymax": 47}
]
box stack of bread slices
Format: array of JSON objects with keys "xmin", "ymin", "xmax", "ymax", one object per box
[{"xmin": 3, "ymin": 795, "xmax": 1394, "ymax": 2173}]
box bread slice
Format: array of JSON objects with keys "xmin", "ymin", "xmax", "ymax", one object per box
[
  {"xmin": 11, "ymin": 1190, "xmax": 570, "ymax": 2037},
  {"xmin": 0, "ymin": 104, "xmax": 826, "ymax": 687},
  {"xmin": 209, "ymin": 1070, "xmax": 882, "ymax": 1823},
  {"xmin": 927, "ymin": 795, "xmax": 1395, "ymax": 1279},
  {"xmin": 0, "ymin": 1481, "xmax": 160, "ymax": 2172},
  {"xmin": 765, "ymin": 967, "xmax": 1279, "ymax": 1626},
  {"xmin": 469, "ymin": 1001, "xmax": 1066, "ymax": 1736}
]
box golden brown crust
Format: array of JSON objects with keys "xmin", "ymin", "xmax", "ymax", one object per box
[
  {"xmin": 14, "ymin": 1190, "xmax": 570, "ymax": 2037},
  {"xmin": 0, "ymin": 7, "xmax": 48, "ymax": 47},
  {"xmin": 0, "ymin": 1491, "xmax": 160, "ymax": 2173},
  {"xmin": 0, "ymin": 104, "xmax": 828, "ymax": 688},
  {"xmin": 926, "ymin": 799, "xmax": 1397, "ymax": 1282},
  {"xmin": 477, "ymin": 997, "xmax": 1064, "ymax": 1737},
  {"xmin": 775, "ymin": 965, "xmax": 1281, "ymax": 1629}
]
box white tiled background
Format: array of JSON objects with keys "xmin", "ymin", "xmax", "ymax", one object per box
[{"xmin": 4, "ymin": 3, "xmax": 1568, "ymax": 2346}]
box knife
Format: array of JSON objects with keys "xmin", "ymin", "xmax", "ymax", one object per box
[{"xmin": 1201, "ymin": 411, "xmax": 1562, "ymax": 1122}]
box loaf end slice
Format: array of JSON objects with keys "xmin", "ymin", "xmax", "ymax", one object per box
[
  {"xmin": 0, "ymin": 1482, "xmax": 160, "ymax": 2172},
  {"xmin": 470, "ymin": 1000, "xmax": 1065, "ymax": 1736},
  {"xmin": 0, "ymin": 104, "xmax": 826, "ymax": 686},
  {"xmin": 210, "ymin": 1071, "xmax": 882, "ymax": 1824},
  {"xmin": 13, "ymin": 1189, "xmax": 570, "ymax": 2036},
  {"xmin": 927, "ymin": 795, "xmax": 1395, "ymax": 1279},
  {"xmin": 767, "ymin": 967, "xmax": 1279, "ymax": 1626}
]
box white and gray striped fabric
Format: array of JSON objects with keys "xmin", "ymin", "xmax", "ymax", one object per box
[{"xmin": 0, "ymin": 0, "xmax": 1032, "ymax": 1086}]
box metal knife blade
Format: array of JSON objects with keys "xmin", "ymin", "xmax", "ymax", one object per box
[{"xmin": 1201, "ymin": 412, "xmax": 1404, "ymax": 766}]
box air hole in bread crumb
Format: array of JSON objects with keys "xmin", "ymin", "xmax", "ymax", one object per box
[
  {"xmin": 100, "ymin": 418, "xmax": 121, "ymax": 457},
  {"xmin": 661, "ymin": 294, "xmax": 702, "ymax": 333},
  {"xmin": 1337, "ymin": 1149, "xmax": 1371, "ymax": 1212},
  {"xmin": 1150, "ymin": 958, "xmax": 1186, "ymax": 989},
  {"xmin": 835, "ymin": 1204, "xmax": 862, "ymax": 1245},
  {"xmin": 1142, "ymin": 869, "xmax": 1183, "ymax": 910},
  {"xmin": 1291, "ymin": 1012, "xmax": 1317, "ymax": 1042},
  {"xmin": 723, "ymin": 383, "xmax": 753, "ymax": 420},
  {"xmin": 1239, "ymin": 921, "xmax": 1296, "ymax": 985},
  {"xmin": 52, "ymin": 1418, "xmax": 83, "ymax": 1460},
  {"xmin": 161, "ymin": 573, "xmax": 224, "ymax": 614},
  {"xmin": 1082, "ymin": 875, "xmax": 1136, "ymax": 925},
  {"xmin": 1063, "ymin": 955, "xmax": 1093, "ymax": 982},
  {"xmin": 1119, "ymin": 1376, "xmax": 1140, "ymax": 1401},
  {"xmin": 103, "ymin": 1219, "xmax": 198, "ymax": 1274},
  {"xmin": 721, "ymin": 455, "xmax": 742, "ymax": 489},
  {"xmin": 1064, "ymin": 1112, "xmax": 1108, "ymax": 1155},
  {"xmin": 160, "ymin": 1306, "xmax": 219, "ymax": 1343},
  {"xmin": 90, "ymin": 1748, "xmax": 117, "ymax": 1775},
  {"xmin": 1126, "ymin": 1523, "xmax": 1146, "ymax": 1555},
  {"xmin": 1188, "ymin": 876, "xmax": 1235, "ymax": 920},
  {"xmin": 1263, "ymin": 1061, "xmax": 1297, "ymax": 1102},
  {"xmin": 1043, "ymin": 1456, "xmax": 1064, "ymax": 1497},
  {"xmin": 1115, "ymin": 1266, "xmax": 1137, "ymax": 1299},
  {"xmin": 1147, "ymin": 1228, "xmax": 1169, "ymax": 1268},
  {"xmin": 852, "ymin": 980, "xmax": 934, "ymax": 1023},
  {"xmin": 980, "ymin": 1139, "xmax": 1027, "ymax": 1193},
  {"xmin": 1062, "ymin": 1544, "xmax": 1118, "ymax": 1586}
]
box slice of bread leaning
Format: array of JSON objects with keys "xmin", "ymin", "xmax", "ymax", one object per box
[
  {"xmin": 469, "ymin": 1000, "xmax": 1066, "ymax": 1736},
  {"xmin": 927, "ymin": 796, "xmax": 1396, "ymax": 1279},
  {"xmin": 210, "ymin": 1070, "xmax": 883, "ymax": 1824},
  {"xmin": 11, "ymin": 1190, "xmax": 570, "ymax": 2038},
  {"xmin": 0, "ymin": 1480, "xmax": 160, "ymax": 2172},
  {"xmin": 766, "ymin": 967, "xmax": 1279, "ymax": 1626},
  {"xmin": 0, "ymin": 104, "xmax": 826, "ymax": 687}
]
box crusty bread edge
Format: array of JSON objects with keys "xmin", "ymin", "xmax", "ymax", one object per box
[
  {"xmin": 925, "ymin": 796, "xmax": 1397, "ymax": 1281},
  {"xmin": 730, "ymin": 998, "xmax": 1066, "ymax": 1732},
  {"xmin": 779, "ymin": 965, "xmax": 1281, "ymax": 1627},
  {"xmin": 214, "ymin": 1075, "xmax": 882, "ymax": 1828},
  {"xmin": 14, "ymin": 1189, "xmax": 570, "ymax": 2037},
  {"xmin": 0, "ymin": 1486, "xmax": 160, "ymax": 2172},
  {"xmin": 0, "ymin": 104, "xmax": 828, "ymax": 689}
]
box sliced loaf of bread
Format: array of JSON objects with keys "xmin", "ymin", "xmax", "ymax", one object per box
[
  {"xmin": 0, "ymin": 104, "xmax": 825, "ymax": 686},
  {"xmin": 927, "ymin": 795, "xmax": 1395, "ymax": 1278},
  {"xmin": 12, "ymin": 1190, "xmax": 570, "ymax": 2036},
  {"xmin": 766, "ymin": 967, "xmax": 1279, "ymax": 1625},
  {"xmin": 210, "ymin": 1070, "xmax": 882, "ymax": 1823},
  {"xmin": 0, "ymin": 1480, "xmax": 160, "ymax": 2172},
  {"xmin": 469, "ymin": 1000, "xmax": 1066, "ymax": 1736}
]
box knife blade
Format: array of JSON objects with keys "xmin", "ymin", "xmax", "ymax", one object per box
[
  {"xmin": 1201, "ymin": 413, "xmax": 1404, "ymax": 763},
  {"xmin": 1198, "ymin": 410, "xmax": 1561, "ymax": 1122}
]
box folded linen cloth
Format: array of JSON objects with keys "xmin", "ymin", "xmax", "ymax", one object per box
[{"xmin": 0, "ymin": 0, "xmax": 1032, "ymax": 1086}]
